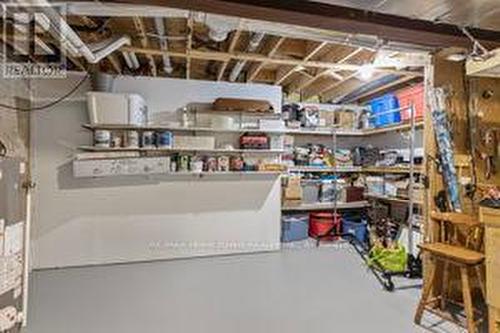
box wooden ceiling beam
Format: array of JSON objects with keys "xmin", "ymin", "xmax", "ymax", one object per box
[
  {"xmin": 274, "ymin": 41, "xmax": 327, "ymax": 85},
  {"xmin": 305, "ymin": 71, "xmax": 359, "ymax": 100},
  {"xmin": 186, "ymin": 14, "xmax": 194, "ymax": 79},
  {"xmin": 247, "ymin": 36, "xmax": 285, "ymax": 82},
  {"xmin": 294, "ymin": 47, "xmax": 364, "ymax": 93},
  {"xmin": 111, "ymin": 0, "xmax": 500, "ymax": 49},
  {"xmin": 133, "ymin": 17, "xmax": 157, "ymax": 76},
  {"xmin": 277, "ymin": 39, "xmax": 307, "ymax": 58},
  {"xmin": 322, "ymin": 77, "xmax": 367, "ymax": 102},
  {"xmin": 253, "ymin": 68, "xmax": 276, "ymax": 82},
  {"xmin": 340, "ymin": 75, "xmax": 421, "ymax": 103},
  {"xmin": 217, "ymin": 28, "xmax": 242, "ymax": 81}
]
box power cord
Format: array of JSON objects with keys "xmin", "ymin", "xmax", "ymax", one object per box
[
  {"xmin": 0, "ymin": 139, "xmax": 6, "ymax": 157},
  {"xmin": 0, "ymin": 72, "xmax": 90, "ymax": 112}
]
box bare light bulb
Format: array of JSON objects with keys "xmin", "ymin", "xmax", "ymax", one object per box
[{"xmin": 359, "ymin": 64, "xmax": 374, "ymax": 81}]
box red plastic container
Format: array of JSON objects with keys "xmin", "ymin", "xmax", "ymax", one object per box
[
  {"xmin": 309, "ymin": 212, "xmax": 342, "ymax": 240},
  {"xmin": 397, "ymin": 83, "xmax": 424, "ymax": 121}
]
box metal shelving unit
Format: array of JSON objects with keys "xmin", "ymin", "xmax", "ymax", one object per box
[
  {"xmin": 282, "ymin": 201, "xmax": 369, "ymax": 211},
  {"xmin": 362, "ymin": 104, "xmax": 423, "ymax": 291},
  {"xmin": 288, "ymin": 104, "xmax": 424, "ymax": 290}
]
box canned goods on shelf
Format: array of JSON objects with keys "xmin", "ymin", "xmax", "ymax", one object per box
[
  {"xmin": 94, "ymin": 130, "xmax": 111, "ymax": 148},
  {"xmin": 142, "ymin": 131, "xmax": 155, "ymax": 148}
]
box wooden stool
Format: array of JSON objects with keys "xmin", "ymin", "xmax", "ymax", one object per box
[{"xmin": 414, "ymin": 212, "xmax": 486, "ymax": 333}]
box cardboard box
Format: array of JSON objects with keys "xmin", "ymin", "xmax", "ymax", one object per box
[
  {"xmin": 320, "ymin": 110, "xmax": 336, "ymax": 128},
  {"xmin": 284, "ymin": 176, "xmax": 303, "ymax": 201},
  {"xmin": 335, "ymin": 111, "xmax": 356, "ymax": 129},
  {"xmin": 213, "ymin": 98, "xmax": 273, "ymax": 113}
]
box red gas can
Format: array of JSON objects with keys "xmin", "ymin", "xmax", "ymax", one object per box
[{"xmin": 309, "ymin": 212, "xmax": 342, "ymax": 240}]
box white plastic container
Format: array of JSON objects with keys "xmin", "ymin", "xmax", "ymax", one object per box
[
  {"xmin": 87, "ymin": 92, "xmax": 148, "ymax": 125},
  {"xmin": 270, "ymin": 135, "xmax": 285, "ymax": 150},
  {"xmin": 259, "ymin": 119, "xmax": 285, "ymax": 130},
  {"xmin": 211, "ymin": 115, "xmax": 235, "ymax": 129},
  {"xmin": 173, "ymin": 136, "xmax": 215, "ymax": 150}
]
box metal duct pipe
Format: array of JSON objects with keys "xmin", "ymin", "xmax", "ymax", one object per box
[
  {"xmin": 154, "ymin": 17, "xmax": 173, "ymax": 74},
  {"xmin": 91, "ymin": 72, "xmax": 115, "ymax": 92},
  {"xmin": 229, "ymin": 32, "xmax": 265, "ymax": 82},
  {"xmin": 193, "ymin": 12, "xmax": 240, "ymax": 42},
  {"xmin": 15, "ymin": 0, "xmax": 130, "ymax": 63},
  {"xmin": 121, "ymin": 50, "xmax": 140, "ymax": 70}
]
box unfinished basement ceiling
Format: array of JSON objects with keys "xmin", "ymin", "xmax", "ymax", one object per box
[
  {"xmin": 312, "ymin": 0, "xmax": 500, "ymax": 32},
  {"xmin": 3, "ymin": 3, "xmax": 427, "ymax": 103}
]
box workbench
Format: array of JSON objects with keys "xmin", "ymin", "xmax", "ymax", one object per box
[{"xmin": 480, "ymin": 207, "xmax": 500, "ymax": 333}]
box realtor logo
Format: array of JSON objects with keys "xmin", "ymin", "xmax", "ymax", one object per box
[{"xmin": 2, "ymin": 3, "xmax": 67, "ymax": 78}]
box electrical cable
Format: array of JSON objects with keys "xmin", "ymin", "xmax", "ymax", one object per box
[
  {"xmin": 0, "ymin": 139, "xmax": 6, "ymax": 157},
  {"xmin": 0, "ymin": 72, "xmax": 90, "ymax": 112}
]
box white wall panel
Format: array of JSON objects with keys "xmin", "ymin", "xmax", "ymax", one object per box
[{"xmin": 31, "ymin": 76, "xmax": 282, "ymax": 269}]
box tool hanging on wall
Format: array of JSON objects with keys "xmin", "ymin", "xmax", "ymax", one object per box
[
  {"xmin": 478, "ymin": 127, "xmax": 497, "ymax": 179},
  {"xmin": 428, "ymin": 87, "xmax": 462, "ymax": 212}
]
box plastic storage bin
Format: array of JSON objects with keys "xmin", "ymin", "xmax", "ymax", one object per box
[
  {"xmin": 369, "ymin": 93, "xmax": 401, "ymax": 128},
  {"xmin": 319, "ymin": 179, "xmax": 346, "ymax": 202},
  {"xmin": 301, "ymin": 180, "xmax": 321, "ymax": 204},
  {"xmin": 282, "ymin": 214, "xmax": 309, "ymax": 242},
  {"xmin": 397, "ymin": 83, "xmax": 424, "ymax": 121},
  {"xmin": 342, "ymin": 218, "xmax": 368, "ymax": 244},
  {"xmin": 366, "ymin": 176, "xmax": 385, "ymax": 196}
]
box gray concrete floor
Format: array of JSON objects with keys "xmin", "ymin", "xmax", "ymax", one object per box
[{"xmin": 26, "ymin": 242, "xmax": 465, "ymax": 333}]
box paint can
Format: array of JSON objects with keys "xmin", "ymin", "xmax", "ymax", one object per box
[
  {"xmin": 126, "ymin": 131, "xmax": 140, "ymax": 148},
  {"xmin": 170, "ymin": 159, "xmax": 177, "ymax": 173},
  {"xmin": 230, "ymin": 156, "xmax": 244, "ymax": 171},
  {"xmin": 190, "ymin": 157, "xmax": 204, "ymax": 173},
  {"xmin": 206, "ymin": 157, "xmax": 217, "ymax": 172},
  {"xmin": 142, "ymin": 131, "xmax": 156, "ymax": 148},
  {"xmin": 177, "ymin": 154, "xmax": 190, "ymax": 172},
  {"xmin": 94, "ymin": 130, "xmax": 111, "ymax": 148},
  {"xmin": 111, "ymin": 132, "xmax": 122, "ymax": 148},
  {"xmin": 217, "ymin": 156, "xmax": 230, "ymax": 172},
  {"xmin": 156, "ymin": 131, "xmax": 173, "ymax": 148}
]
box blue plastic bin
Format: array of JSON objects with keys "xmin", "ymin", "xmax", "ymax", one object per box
[
  {"xmin": 369, "ymin": 93, "xmax": 401, "ymax": 128},
  {"xmin": 281, "ymin": 214, "xmax": 309, "ymax": 242},
  {"xmin": 342, "ymin": 218, "xmax": 368, "ymax": 244}
]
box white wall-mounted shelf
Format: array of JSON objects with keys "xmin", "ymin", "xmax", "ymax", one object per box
[
  {"xmin": 78, "ymin": 146, "xmax": 285, "ymax": 154},
  {"xmin": 82, "ymin": 121, "xmax": 422, "ymax": 137}
]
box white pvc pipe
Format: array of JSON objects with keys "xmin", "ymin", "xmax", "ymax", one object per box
[
  {"xmin": 154, "ymin": 17, "xmax": 173, "ymax": 74},
  {"xmin": 16, "ymin": 0, "xmax": 130, "ymax": 63},
  {"xmin": 22, "ymin": 180, "xmax": 32, "ymax": 327},
  {"xmin": 121, "ymin": 51, "xmax": 134, "ymax": 69}
]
